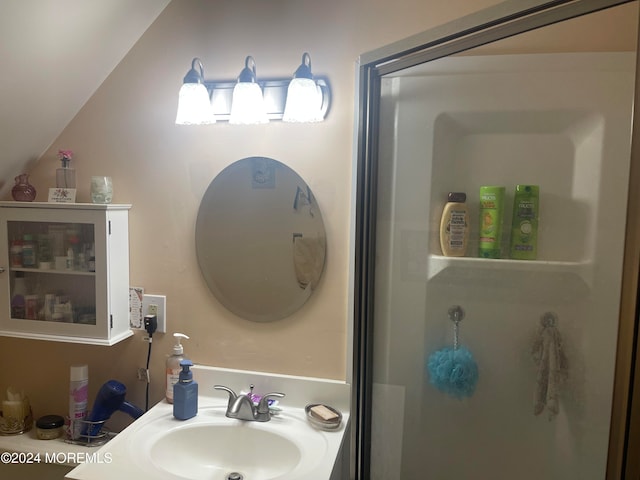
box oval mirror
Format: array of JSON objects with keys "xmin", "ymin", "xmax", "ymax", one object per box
[{"xmin": 195, "ymin": 157, "xmax": 326, "ymax": 322}]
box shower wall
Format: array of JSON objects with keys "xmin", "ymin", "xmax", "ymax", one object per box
[{"xmin": 370, "ymin": 52, "xmax": 635, "ymax": 479}]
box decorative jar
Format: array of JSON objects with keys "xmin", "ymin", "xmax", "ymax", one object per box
[{"xmin": 11, "ymin": 174, "xmax": 37, "ymax": 202}]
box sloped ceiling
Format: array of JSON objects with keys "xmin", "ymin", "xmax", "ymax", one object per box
[{"xmin": 0, "ymin": 0, "xmax": 171, "ymax": 195}]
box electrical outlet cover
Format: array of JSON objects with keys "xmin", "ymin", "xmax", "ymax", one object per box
[{"xmin": 142, "ymin": 294, "xmax": 166, "ymax": 333}]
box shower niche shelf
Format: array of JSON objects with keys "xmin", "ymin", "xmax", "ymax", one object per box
[{"xmin": 427, "ymin": 254, "xmax": 592, "ymax": 299}]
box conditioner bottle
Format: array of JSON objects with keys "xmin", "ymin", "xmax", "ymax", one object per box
[
  {"xmin": 509, "ymin": 185, "xmax": 539, "ymax": 260},
  {"xmin": 479, "ymin": 186, "xmax": 506, "ymax": 258},
  {"xmin": 439, "ymin": 192, "xmax": 469, "ymax": 257}
]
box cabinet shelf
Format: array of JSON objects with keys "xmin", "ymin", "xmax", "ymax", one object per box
[
  {"xmin": 427, "ymin": 254, "xmax": 592, "ymax": 301},
  {"xmin": 11, "ymin": 267, "xmax": 95, "ymax": 277}
]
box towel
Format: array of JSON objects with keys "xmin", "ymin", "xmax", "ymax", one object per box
[
  {"xmin": 532, "ymin": 321, "xmax": 568, "ymax": 419},
  {"xmin": 293, "ymin": 236, "xmax": 325, "ymax": 290}
]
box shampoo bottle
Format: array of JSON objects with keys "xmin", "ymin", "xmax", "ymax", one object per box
[
  {"xmin": 479, "ymin": 186, "xmax": 506, "ymax": 258},
  {"xmin": 69, "ymin": 365, "xmax": 88, "ymax": 440},
  {"xmin": 509, "ymin": 185, "xmax": 539, "ymax": 260},
  {"xmin": 439, "ymin": 192, "xmax": 469, "ymax": 257},
  {"xmin": 173, "ymin": 359, "xmax": 198, "ymax": 420},
  {"xmin": 166, "ymin": 333, "xmax": 189, "ymax": 404}
]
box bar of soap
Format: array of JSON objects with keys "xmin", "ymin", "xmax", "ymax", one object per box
[{"xmin": 310, "ymin": 404, "xmax": 339, "ymax": 422}]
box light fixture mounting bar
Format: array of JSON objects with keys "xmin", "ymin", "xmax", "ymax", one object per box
[{"xmin": 206, "ymin": 77, "xmax": 330, "ymax": 122}]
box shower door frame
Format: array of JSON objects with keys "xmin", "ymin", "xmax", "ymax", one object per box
[{"xmin": 352, "ymin": 0, "xmax": 640, "ymax": 479}]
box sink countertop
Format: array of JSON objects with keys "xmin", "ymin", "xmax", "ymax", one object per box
[
  {"xmin": 66, "ymin": 365, "xmax": 351, "ymax": 480},
  {"xmin": 0, "ymin": 426, "xmax": 106, "ymax": 466}
]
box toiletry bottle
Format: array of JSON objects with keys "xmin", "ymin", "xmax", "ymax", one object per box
[
  {"xmin": 439, "ymin": 192, "xmax": 469, "ymax": 257},
  {"xmin": 166, "ymin": 333, "xmax": 190, "ymax": 404},
  {"xmin": 22, "ymin": 234, "xmax": 37, "ymax": 268},
  {"xmin": 173, "ymin": 359, "xmax": 198, "ymax": 420},
  {"xmin": 88, "ymin": 243, "xmax": 95, "ymax": 272},
  {"xmin": 69, "ymin": 365, "xmax": 88, "ymax": 440},
  {"xmin": 479, "ymin": 186, "xmax": 506, "ymax": 258},
  {"xmin": 510, "ymin": 184, "xmax": 539, "ymax": 260},
  {"xmin": 10, "ymin": 271, "xmax": 27, "ymax": 319},
  {"xmin": 66, "ymin": 247, "xmax": 75, "ymax": 270},
  {"xmin": 10, "ymin": 237, "xmax": 23, "ymax": 268}
]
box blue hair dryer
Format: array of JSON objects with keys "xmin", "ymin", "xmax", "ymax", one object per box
[{"xmin": 84, "ymin": 380, "xmax": 144, "ymax": 436}]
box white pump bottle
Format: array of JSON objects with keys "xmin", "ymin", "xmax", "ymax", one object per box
[{"xmin": 166, "ymin": 333, "xmax": 189, "ymax": 403}]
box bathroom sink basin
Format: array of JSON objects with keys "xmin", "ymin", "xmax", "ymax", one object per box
[{"xmin": 128, "ymin": 406, "xmax": 329, "ymax": 480}]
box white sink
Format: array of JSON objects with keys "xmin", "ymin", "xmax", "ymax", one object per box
[{"xmin": 130, "ymin": 407, "xmax": 329, "ymax": 480}]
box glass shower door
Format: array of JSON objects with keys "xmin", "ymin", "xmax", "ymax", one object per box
[{"xmin": 355, "ymin": 2, "xmax": 640, "ymax": 479}]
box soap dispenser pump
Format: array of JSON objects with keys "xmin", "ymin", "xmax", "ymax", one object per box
[
  {"xmin": 166, "ymin": 333, "xmax": 189, "ymax": 404},
  {"xmin": 173, "ymin": 359, "xmax": 198, "ymax": 420}
]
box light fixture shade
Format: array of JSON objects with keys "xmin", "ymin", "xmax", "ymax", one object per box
[
  {"xmin": 229, "ymin": 82, "xmax": 269, "ymax": 124},
  {"xmin": 175, "ymin": 58, "xmax": 215, "ymax": 125},
  {"xmin": 283, "ymin": 77, "xmax": 323, "ymax": 123},
  {"xmin": 175, "ymin": 83, "xmax": 216, "ymax": 125},
  {"xmin": 283, "ymin": 52, "xmax": 323, "ymax": 123},
  {"xmin": 229, "ymin": 56, "xmax": 269, "ymax": 125}
]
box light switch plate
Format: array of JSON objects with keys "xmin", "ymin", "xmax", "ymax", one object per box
[{"xmin": 142, "ymin": 294, "xmax": 166, "ymax": 333}]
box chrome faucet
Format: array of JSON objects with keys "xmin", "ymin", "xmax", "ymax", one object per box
[{"xmin": 213, "ymin": 384, "xmax": 285, "ymax": 422}]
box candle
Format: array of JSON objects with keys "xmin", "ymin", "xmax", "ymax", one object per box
[{"xmin": 2, "ymin": 400, "xmax": 24, "ymax": 423}]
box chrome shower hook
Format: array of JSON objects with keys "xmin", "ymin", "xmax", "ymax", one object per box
[
  {"xmin": 541, "ymin": 311, "xmax": 558, "ymax": 327},
  {"xmin": 448, "ymin": 305, "xmax": 465, "ymax": 350},
  {"xmin": 448, "ymin": 305, "xmax": 465, "ymax": 323}
]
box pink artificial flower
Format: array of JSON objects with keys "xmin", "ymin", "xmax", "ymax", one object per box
[{"xmin": 58, "ymin": 150, "xmax": 73, "ymax": 161}]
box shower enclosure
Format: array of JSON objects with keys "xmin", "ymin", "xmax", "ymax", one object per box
[{"xmin": 352, "ymin": 1, "xmax": 640, "ymax": 479}]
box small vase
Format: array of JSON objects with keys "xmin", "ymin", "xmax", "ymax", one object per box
[
  {"xmin": 11, "ymin": 174, "xmax": 37, "ymax": 202},
  {"xmin": 56, "ymin": 167, "xmax": 76, "ymax": 189}
]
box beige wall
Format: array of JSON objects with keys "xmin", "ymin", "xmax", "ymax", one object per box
[{"xmin": 0, "ymin": 0, "xmax": 635, "ymax": 429}]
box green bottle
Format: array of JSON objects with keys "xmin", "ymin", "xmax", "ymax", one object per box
[
  {"xmin": 479, "ymin": 186, "xmax": 505, "ymax": 258},
  {"xmin": 509, "ymin": 185, "xmax": 539, "ymax": 260}
]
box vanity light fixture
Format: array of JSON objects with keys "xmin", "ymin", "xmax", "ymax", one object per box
[
  {"xmin": 175, "ymin": 53, "xmax": 331, "ymax": 125},
  {"xmin": 229, "ymin": 56, "xmax": 269, "ymax": 125},
  {"xmin": 175, "ymin": 58, "xmax": 216, "ymax": 125}
]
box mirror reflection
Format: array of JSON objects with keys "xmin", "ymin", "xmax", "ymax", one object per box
[{"xmin": 196, "ymin": 157, "xmax": 326, "ymax": 322}]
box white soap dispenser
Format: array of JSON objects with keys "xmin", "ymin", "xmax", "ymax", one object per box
[{"xmin": 166, "ymin": 333, "xmax": 189, "ymax": 404}]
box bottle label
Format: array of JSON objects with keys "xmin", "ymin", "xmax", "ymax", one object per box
[
  {"xmin": 22, "ymin": 246, "xmax": 36, "ymax": 267},
  {"xmin": 447, "ymin": 210, "xmax": 467, "ymax": 250},
  {"xmin": 480, "ymin": 210, "xmax": 499, "ymax": 242},
  {"xmin": 166, "ymin": 369, "xmax": 180, "ymax": 401},
  {"xmin": 69, "ymin": 382, "xmax": 88, "ymax": 440},
  {"xmin": 509, "ymin": 187, "xmax": 539, "ymax": 260},
  {"xmin": 517, "ymin": 200, "xmax": 535, "ymax": 218},
  {"xmin": 479, "ymin": 187, "xmax": 505, "ymax": 258},
  {"xmin": 10, "ymin": 245, "xmax": 22, "ymax": 267}
]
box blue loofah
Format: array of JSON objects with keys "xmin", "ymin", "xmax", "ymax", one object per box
[{"xmin": 428, "ymin": 346, "xmax": 479, "ymax": 399}]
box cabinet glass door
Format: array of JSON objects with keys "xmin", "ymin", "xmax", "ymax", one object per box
[{"xmin": 7, "ymin": 221, "xmax": 96, "ymax": 325}]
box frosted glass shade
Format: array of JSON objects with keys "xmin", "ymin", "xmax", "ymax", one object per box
[
  {"xmin": 229, "ymin": 82, "xmax": 269, "ymax": 125},
  {"xmin": 175, "ymin": 83, "xmax": 216, "ymax": 125},
  {"xmin": 283, "ymin": 78, "xmax": 323, "ymax": 123}
]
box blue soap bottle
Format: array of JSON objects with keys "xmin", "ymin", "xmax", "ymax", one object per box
[{"xmin": 173, "ymin": 359, "xmax": 198, "ymax": 420}]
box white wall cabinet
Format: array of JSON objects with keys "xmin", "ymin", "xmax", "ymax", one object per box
[{"xmin": 0, "ymin": 202, "xmax": 132, "ymax": 345}]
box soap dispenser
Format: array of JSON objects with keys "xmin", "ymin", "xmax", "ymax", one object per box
[
  {"xmin": 166, "ymin": 333, "xmax": 189, "ymax": 404},
  {"xmin": 173, "ymin": 360, "xmax": 198, "ymax": 420}
]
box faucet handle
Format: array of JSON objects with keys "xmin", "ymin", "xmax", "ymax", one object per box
[
  {"xmin": 256, "ymin": 392, "xmax": 285, "ymax": 414},
  {"xmin": 213, "ymin": 385, "xmax": 237, "ymax": 410}
]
